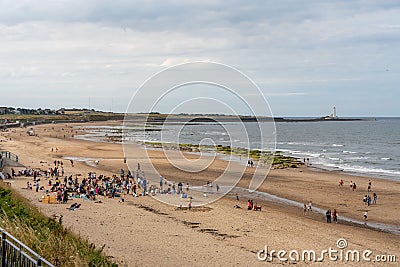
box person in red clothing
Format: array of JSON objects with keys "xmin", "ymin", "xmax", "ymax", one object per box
[
  {"xmin": 332, "ymin": 209, "xmax": 338, "ymax": 223},
  {"xmin": 247, "ymin": 200, "xmax": 253, "ymax": 210}
]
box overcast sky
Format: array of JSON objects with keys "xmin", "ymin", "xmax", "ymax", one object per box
[{"xmin": 0, "ymin": 0, "xmax": 399, "ymax": 116}]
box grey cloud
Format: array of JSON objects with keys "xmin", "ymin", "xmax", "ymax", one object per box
[{"xmin": 0, "ymin": 1, "xmax": 399, "ymax": 115}]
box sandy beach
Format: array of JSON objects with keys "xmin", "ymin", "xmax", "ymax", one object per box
[{"xmin": 0, "ymin": 121, "xmax": 399, "ymax": 266}]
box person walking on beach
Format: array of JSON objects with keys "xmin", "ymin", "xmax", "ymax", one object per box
[
  {"xmin": 352, "ymin": 183, "xmax": 357, "ymax": 191},
  {"xmin": 364, "ymin": 211, "xmax": 368, "ymax": 221},
  {"xmin": 308, "ymin": 201, "xmax": 313, "ymax": 211},
  {"xmin": 332, "ymin": 209, "xmax": 338, "ymax": 223},
  {"xmin": 132, "ymin": 183, "xmax": 137, "ymax": 195},
  {"xmin": 177, "ymin": 182, "xmax": 183, "ymax": 194},
  {"xmin": 373, "ymin": 193, "xmax": 377, "ymax": 204},
  {"xmin": 368, "ymin": 180, "xmax": 372, "ymax": 192},
  {"xmin": 188, "ymin": 197, "xmax": 192, "ymax": 210},
  {"xmin": 326, "ymin": 209, "xmax": 332, "ymax": 223},
  {"xmin": 142, "ymin": 179, "xmax": 147, "ymax": 193},
  {"xmin": 303, "ymin": 204, "xmax": 307, "ymax": 215},
  {"xmin": 35, "ymin": 180, "xmax": 39, "ymax": 192},
  {"xmin": 127, "ymin": 181, "xmax": 132, "ymax": 194}
]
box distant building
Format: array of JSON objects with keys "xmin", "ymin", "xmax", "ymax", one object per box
[
  {"xmin": 0, "ymin": 107, "xmax": 16, "ymax": 115},
  {"xmin": 322, "ymin": 106, "xmax": 338, "ymax": 120},
  {"xmin": 1, "ymin": 106, "xmax": 86, "ymax": 116},
  {"xmin": 0, "ymin": 107, "xmax": 60, "ymax": 115}
]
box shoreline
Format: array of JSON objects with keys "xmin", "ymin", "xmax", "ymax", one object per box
[
  {"xmin": 72, "ymin": 122, "xmax": 400, "ymax": 182},
  {"xmin": 306, "ymin": 164, "xmax": 400, "ymax": 183}
]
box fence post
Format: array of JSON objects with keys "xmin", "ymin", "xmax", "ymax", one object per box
[
  {"xmin": 37, "ymin": 257, "xmax": 42, "ymax": 267},
  {"xmin": 19, "ymin": 244, "xmax": 22, "ymax": 266},
  {"xmin": 1, "ymin": 231, "xmax": 6, "ymax": 267}
]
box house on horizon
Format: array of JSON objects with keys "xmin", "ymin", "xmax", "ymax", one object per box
[{"xmin": 0, "ymin": 107, "xmax": 16, "ymax": 115}]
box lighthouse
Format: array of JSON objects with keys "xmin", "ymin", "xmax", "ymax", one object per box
[{"xmin": 333, "ymin": 106, "xmax": 337, "ymax": 118}]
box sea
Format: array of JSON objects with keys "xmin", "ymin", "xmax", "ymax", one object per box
[
  {"xmin": 274, "ymin": 118, "xmax": 400, "ymax": 179},
  {"xmin": 77, "ymin": 117, "xmax": 400, "ymax": 181}
]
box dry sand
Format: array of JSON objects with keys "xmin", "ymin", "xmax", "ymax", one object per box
[{"xmin": 0, "ymin": 121, "xmax": 399, "ymax": 266}]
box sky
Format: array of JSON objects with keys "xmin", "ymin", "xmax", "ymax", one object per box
[{"xmin": 0, "ymin": 0, "xmax": 399, "ymax": 116}]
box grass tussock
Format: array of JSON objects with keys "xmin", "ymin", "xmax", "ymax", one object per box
[{"xmin": 0, "ymin": 184, "xmax": 117, "ymax": 267}]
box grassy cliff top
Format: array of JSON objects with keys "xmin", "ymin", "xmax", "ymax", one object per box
[{"xmin": 0, "ymin": 183, "xmax": 117, "ymax": 266}]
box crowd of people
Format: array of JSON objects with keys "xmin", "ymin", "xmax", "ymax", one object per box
[
  {"xmin": 363, "ymin": 193, "xmax": 378, "ymax": 206},
  {"xmin": 303, "ymin": 178, "xmax": 380, "ymax": 224},
  {"xmin": 11, "ymin": 154, "xmax": 384, "ymax": 226},
  {"xmin": 337, "ymin": 179, "xmax": 379, "ymax": 222},
  {"xmin": 21, "ymin": 160, "xmax": 201, "ymax": 210},
  {"xmin": 21, "ymin": 160, "xmax": 152, "ymax": 205}
]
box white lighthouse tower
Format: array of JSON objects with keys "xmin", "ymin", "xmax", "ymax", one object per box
[{"xmin": 332, "ymin": 106, "xmax": 337, "ymax": 118}]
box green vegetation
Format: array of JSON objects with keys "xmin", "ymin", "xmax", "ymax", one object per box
[
  {"xmin": 0, "ymin": 185, "xmax": 117, "ymax": 267},
  {"xmin": 273, "ymin": 151, "xmax": 302, "ymax": 168},
  {"xmin": 143, "ymin": 142, "xmax": 302, "ymax": 168}
]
